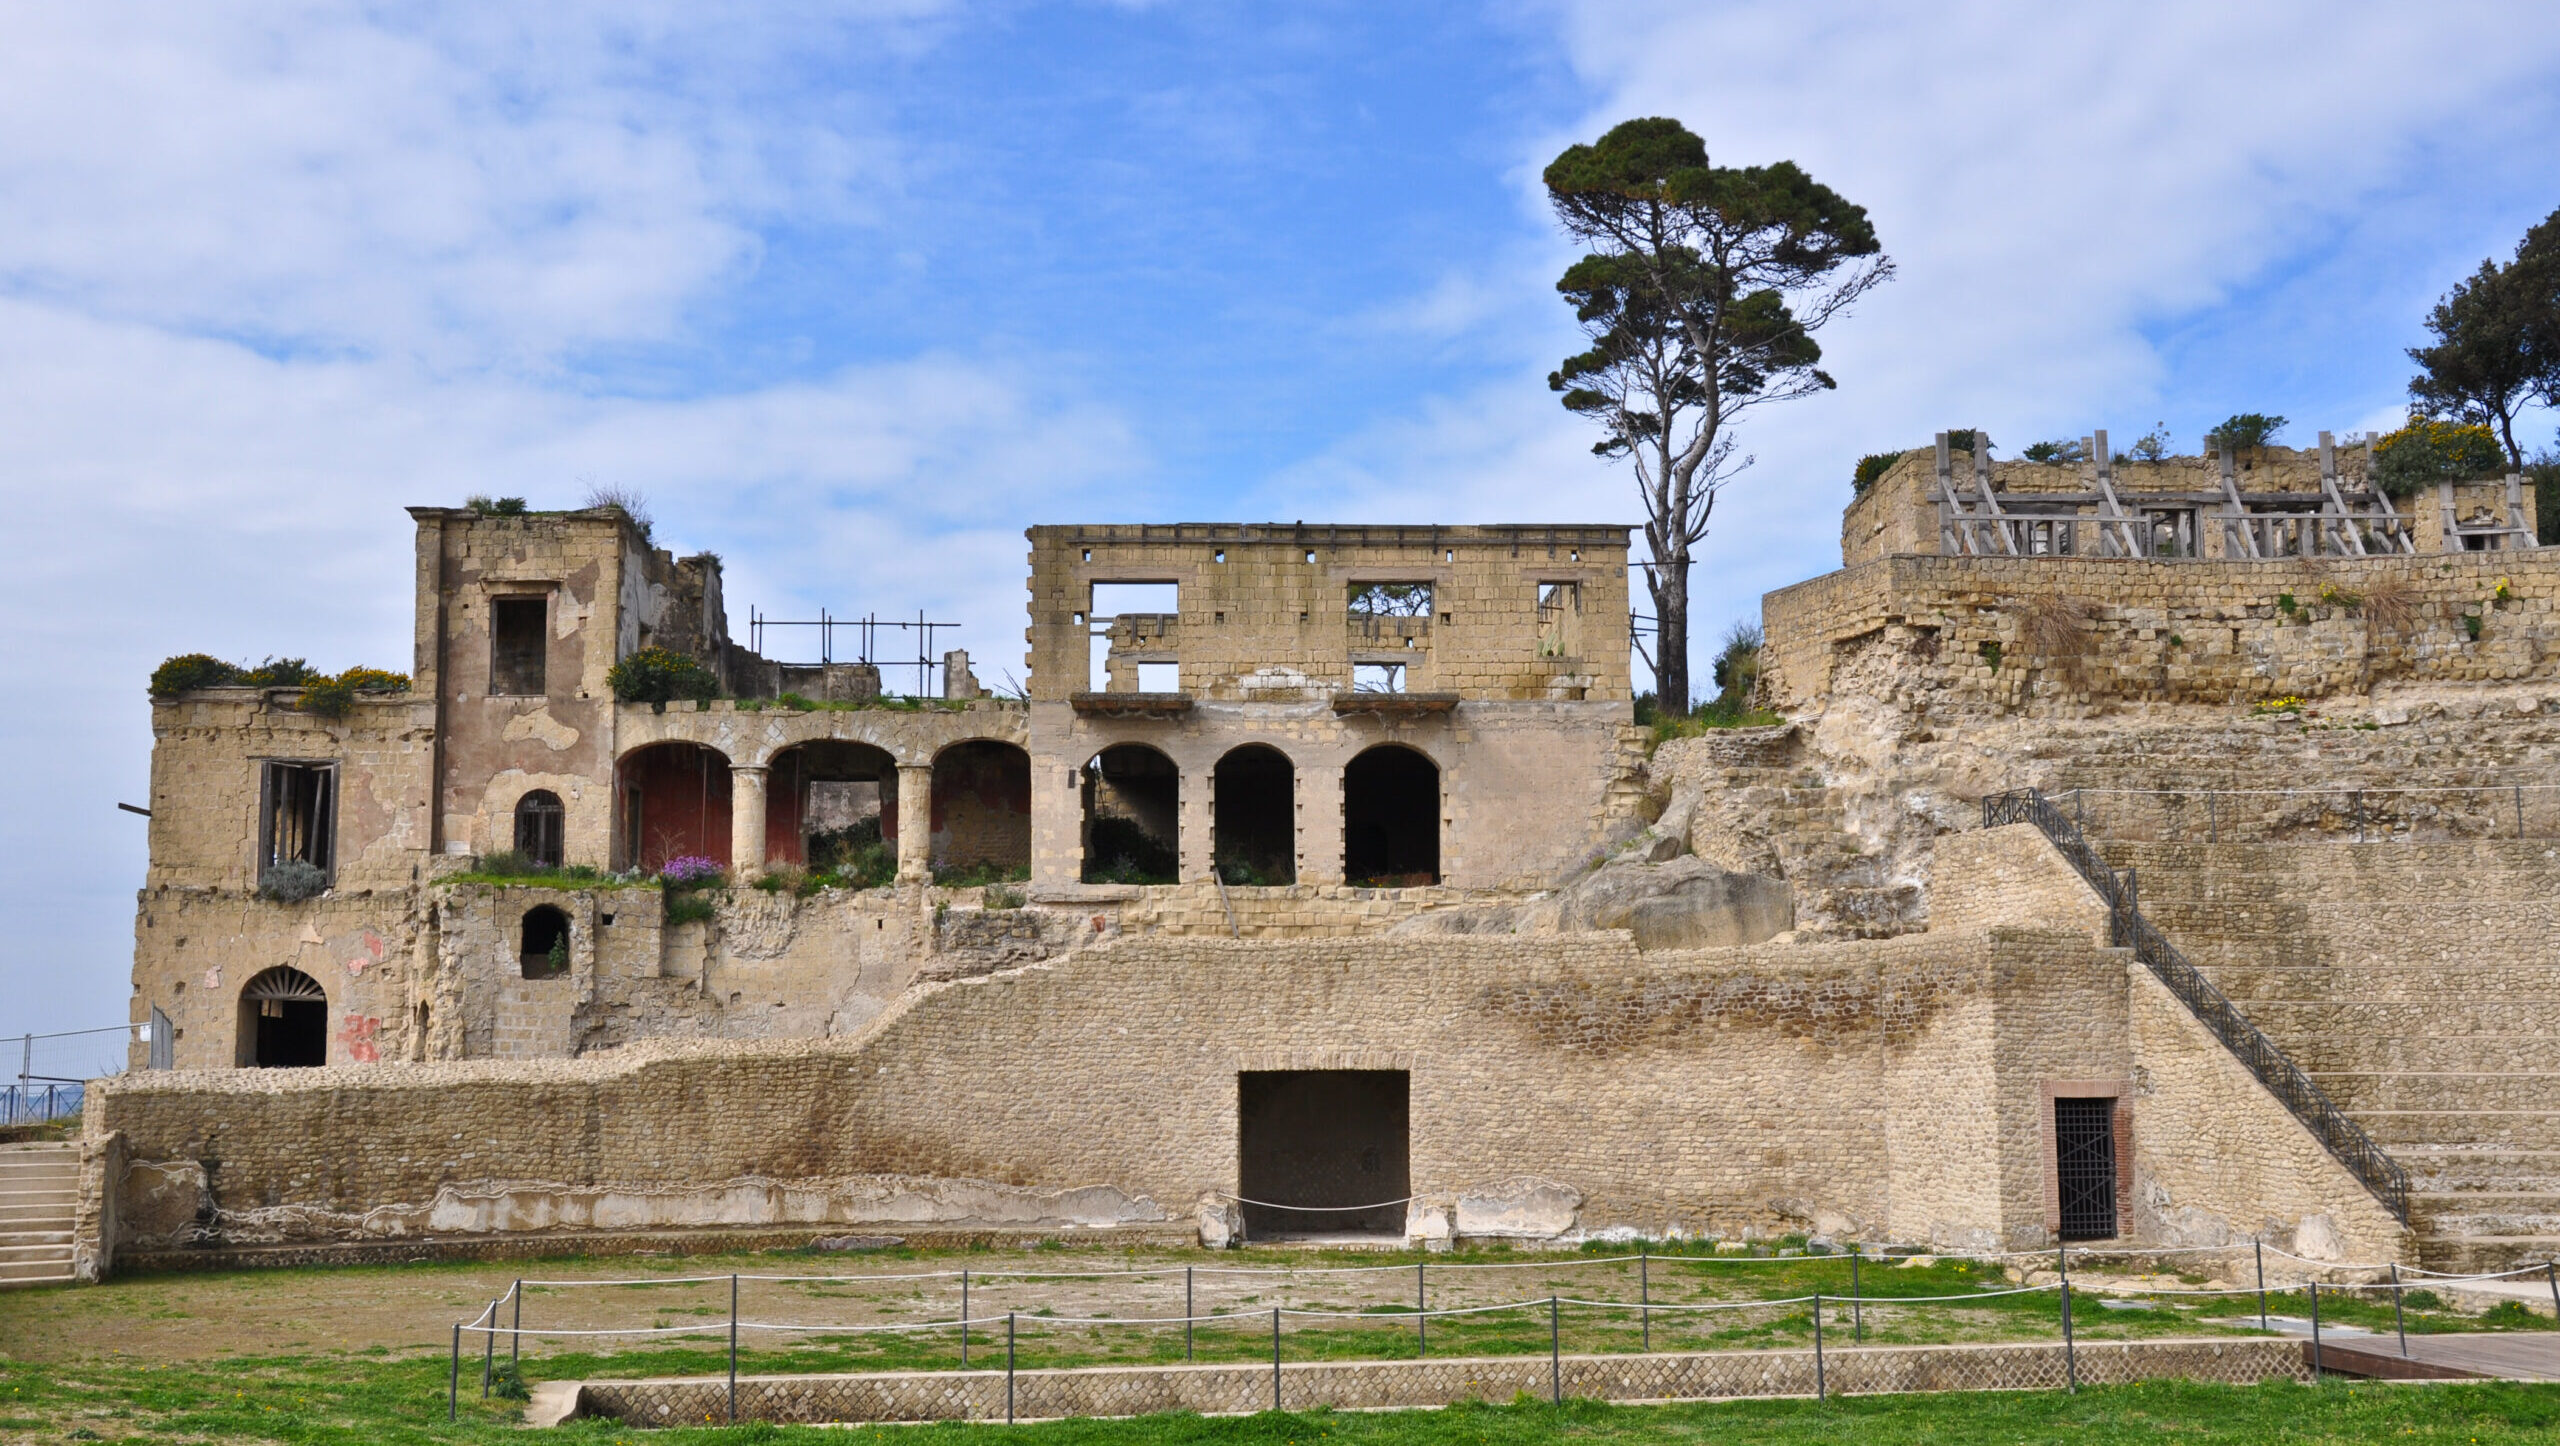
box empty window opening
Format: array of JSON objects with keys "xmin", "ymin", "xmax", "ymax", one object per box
[
  {"xmin": 257, "ymin": 761, "xmax": 335, "ymax": 887},
  {"xmin": 1343, "ymin": 745, "xmax": 1438, "ymax": 886},
  {"xmin": 513, "ymin": 790, "xmax": 565, "ymax": 868},
  {"xmin": 931, "ymin": 741, "xmax": 1032, "ymax": 883},
  {"xmin": 1349, "ymin": 582, "xmax": 1433, "ymax": 621},
  {"xmin": 1082, "ymin": 744, "xmax": 1179, "ymax": 884},
  {"xmin": 1214, "ymin": 745, "xmax": 1295, "ymax": 885},
  {"xmin": 1136, "ymin": 662, "xmax": 1180, "ymax": 692},
  {"xmin": 1352, "ymin": 662, "xmax": 1406, "ymax": 694},
  {"xmin": 613, "ymin": 742, "xmax": 732, "ymax": 874},
  {"xmin": 2054, "ymin": 1097, "xmax": 2120, "ymax": 1240},
  {"xmin": 239, "ymin": 966, "xmax": 328, "ymax": 1068},
  {"xmin": 490, "ymin": 596, "xmax": 548, "ymax": 695},
  {"xmin": 1214, "ymin": 549, "xmax": 1226, "ymax": 563},
  {"xmin": 1237, "ymin": 1071, "xmax": 1409, "ymax": 1239},
  {"xmin": 520, "ymin": 905, "xmax": 571, "ymax": 979},
  {"xmin": 766, "ymin": 741, "xmax": 895, "ymax": 882},
  {"xmin": 1537, "ymin": 582, "xmax": 1581, "ymax": 658},
  {"xmin": 1088, "ymin": 581, "xmax": 1180, "ymax": 691}
]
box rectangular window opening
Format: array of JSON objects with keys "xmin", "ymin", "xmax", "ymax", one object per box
[
  {"xmin": 2054, "ymin": 1097, "xmax": 2119, "ymax": 1240},
  {"xmin": 1136, "ymin": 661, "xmax": 1180, "ymax": 692},
  {"xmin": 258, "ymin": 761, "xmax": 336, "ymax": 883},
  {"xmin": 490, "ymin": 596, "xmax": 548, "ymax": 695},
  {"xmin": 1353, "ymin": 662, "xmax": 1407, "ymax": 694},
  {"xmin": 1349, "ymin": 582, "xmax": 1433, "ymax": 619},
  {"xmin": 1537, "ymin": 582, "xmax": 1581, "ymax": 658}
]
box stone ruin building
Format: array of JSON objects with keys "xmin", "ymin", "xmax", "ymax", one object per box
[{"xmin": 50, "ymin": 428, "xmax": 2560, "ymax": 1288}]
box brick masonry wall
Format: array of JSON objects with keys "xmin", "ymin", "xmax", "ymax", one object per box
[
  {"xmin": 1763, "ymin": 551, "xmax": 2560, "ymax": 715},
  {"xmin": 571, "ymin": 1339, "xmax": 2307, "ymax": 1424}
]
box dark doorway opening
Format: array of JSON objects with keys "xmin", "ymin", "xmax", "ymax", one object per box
[
  {"xmin": 240, "ymin": 966, "xmax": 328, "ymax": 1068},
  {"xmin": 1082, "ymin": 744, "xmax": 1179, "ymax": 883},
  {"xmin": 1343, "ymin": 745, "xmax": 1438, "ymax": 886},
  {"xmin": 613, "ymin": 742, "xmax": 732, "ymax": 873},
  {"xmin": 766, "ymin": 741, "xmax": 897, "ymax": 884},
  {"xmin": 1237, "ymin": 1070, "xmax": 1409, "ymax": 1238},
  {"xmin": 2054, "ymin": 1097, "xmax": 2120, "ymax": 1240},
  {"xmin": 932, "ymin": 741, "xmax": 1033, "ymax": 882},
  {"xmin": 1213, "ymin": 745, "xmax": 1295, "ymax": 884},
  {"xmin": 521, "ymin": 905, "xmax": 571, "ymax": 979}
]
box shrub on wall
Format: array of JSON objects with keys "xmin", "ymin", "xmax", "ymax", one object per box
[
  {"xmin": 1850, "ymin": 451, "xmax": 1903, "ymax": 494},
  {"xmin": 258, "ymin": 858, "xmax": 329, "ymax": 903},
  {"xmin": 151, "ymin": 655, "xmax": 408, "ymax": 704},
  {"xmin": 2371, "ymin": 417, "xmax": 2509, "ymax": 498},
  {"xmin": 607, "ymin": 647, "xmax": 719, "ymax": 705}
]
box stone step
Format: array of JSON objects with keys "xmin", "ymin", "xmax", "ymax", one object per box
[
  {"xmin": 2357, "ymin": 1112, "xmax": 2560, "ymax": 1150},
  {"xmin": 2312, "ymin": 1073, "xmax": 2560, "ymax": 1113},
  {"xmin": 2395, "ymin": 1147, "xmax": 2560, "ymax": 1192},
  {"xmin": 2408, "ymin": 1195, "xmax": 2560, "ymax": 1239},
  {"xmin": 0, "ymin": 1205, "xmax": 73, "ymax": 1229},
  {"xmin": 2267, "ymin": 1038, "xmax": 2560, "ymax": 1077},
  {"xmin": 2413, "ymin": 1234, "xmax": 2560, "ymax": 1275},
  {"xmin": 0, "ymin": 1239, "xmax": 77, "ymax": 1263},
  {"xmin": 0, "ymin": 1230, "xmax": 72, "ymax": 1248},
  {"xmin": 2203, "ymin": 970, "xmax": 2560, "ymax": 1001}
]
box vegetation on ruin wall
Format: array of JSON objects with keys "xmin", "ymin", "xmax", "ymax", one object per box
[
  {"xmin": 441, "ymin": 853, "xmax": 657, "ymax": 891},
  {"xmin": 149, "ymin": 655, "xmax": 408, "ymax": 716},
  {"xmin": 607, "ymin": 647, "xmax": 720, "ymax": 705},
  {"xmin": 737, "ymin": 693, "xmax": 975, "ymax": 713}
]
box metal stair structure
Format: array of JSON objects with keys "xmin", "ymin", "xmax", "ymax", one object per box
[{"xmin": 0, "ymin": 1142, "xmax": 77, "ymax": 1286}]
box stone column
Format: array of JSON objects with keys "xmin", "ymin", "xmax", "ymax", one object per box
[
  {"xmin": 730, "ymin": 765, "xmax": 769, "ymax": 880},
  {"xmin": 1180, "ymin": 762, "xmax": 1216, "ymax": 884},
  {"xmin": 1301, "ymin": 763, "xmax": 1346, "ymax": 886},
  {"xmin": 896, "ymin": 763, "xmax": 935, "ymax": 883}
]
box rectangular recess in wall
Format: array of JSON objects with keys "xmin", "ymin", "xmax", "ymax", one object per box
[{"xmin": 490, "ymin": 595, "xmax": 548, "ymax": 695}]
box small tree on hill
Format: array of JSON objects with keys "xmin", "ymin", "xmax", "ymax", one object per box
[
  {"xmin": 1545, "ymin": 118, "xmax": 1890, "ymax": 712},
  {"xmin": 2409, "ymin": 208, "xmax": 2560, "ymax": 469}
]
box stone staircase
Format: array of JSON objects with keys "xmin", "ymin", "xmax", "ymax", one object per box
[
  {"xmin": 2093, "ymin": 839, "xmax": 2560, "ymax": 1273},
  {"xmin": 0, "ymin": 1142, "xmax": 78, "ymax": 1286}
]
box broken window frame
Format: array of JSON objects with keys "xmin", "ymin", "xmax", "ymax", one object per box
[
  {"xmin": 489, "ymin": 594, "xmax": 549, "ymax": 696},
  {"xmin": 256, "ymin": 760, "xmax": 336, "ymax": 881},
  {"xmin": 514, "ymin": 789, "xmax": 566, "ymax": 867}
]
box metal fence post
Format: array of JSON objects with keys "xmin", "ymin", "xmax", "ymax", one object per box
[
  {"xmin": 1417, "ymin": 1261, "xmax": 1427, "ymax": 1357},
  {"xmin": 1850, "ymin": 1247, "xmax": 1863, "ymax": 1343},
  {"xmin": 2389, "ymin": 1263, "xmax": 2407, "ymax": 1357},
  {"xmin": 1640, "ymin": 1246, "xmax": 1650, "ymax": 1352},
  {"xmin": 2309, "ymin": 1282, "xmax": 2323, "ymax": 1380},
  {"xmin": 481, "ymin": 1300, "xmax": 495, "ymax": 1397},
  {"xmin": 1549, "ymin": 1295, "xmax": 1561, "ymax": 1405},
  {"xmin": 1006, "ymin": 1313, "xmax": 1016, "ymax": 1424},
  {"xmin": 511, "ymin": 1280, "xmax": 522, "ymax": 1369},
  {"xmin": 1272, "ymin": 1307, "xmax": 1282, "ymax": 1412},
  {"xmin": 449, "ymin": 1324, "xmax": 461, "ymax": 1421},
  {"xmin": 728, "ymin": 1273, "xmax": 738, "ymax": 1423},
  {"xmin": 1184, "ymin": 1266, "xmax": 1193, "ymax": 1362},
  {"xmin": 1812, "ymin": 1292, "xmax": 1825, "ymax": 1402},
  {"xmin": 2547, "ymin": 1259, "xmax": 2559, "ymax": 1324},
  {"xmin": 962, "ymin": 1269, "xmax": 971, "ymax": 1366},
  {"xmin": 2057, "ymin": 1247, "xmax": 2076, "ymax": 1396},
  {"xmin": 2255, "ymin": 1239, "xmax": 2268, "ymax": 1330}
]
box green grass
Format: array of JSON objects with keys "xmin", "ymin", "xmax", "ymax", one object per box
[{"xmin": 8, "ymin": 1352, "xmax": 2560, "ymax": 1445}]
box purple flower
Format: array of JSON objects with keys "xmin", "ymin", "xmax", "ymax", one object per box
[{"xmin": 660, "ymin": 856, "xmax": 725, "ymax": 885}]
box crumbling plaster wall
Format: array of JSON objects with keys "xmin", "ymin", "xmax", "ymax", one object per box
[{"xmin": 143, "ymin": 693, "xmax": 433, "ymax": 893}]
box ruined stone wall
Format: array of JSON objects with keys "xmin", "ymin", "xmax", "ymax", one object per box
[
  {"xmin": 143, "ymin": 693, "xmax": 433, "ymax": 892},
  {"xmin": 89, "ymin": 921, "xmax": 2398, "ymax": 1264},
  {"xmin": 129, "ymin": 887, "xmax": 427, "ymax": 1071},
  {"xmin": 1029, "ymin": 700, "xmax": 1647, "ymax": 892},
  {"xmin": 1024, "ymin": 525, "xmax": 1634, "ymax": 703},
  {"xmin": 1763, "ymin": 550, "xmax": 2560, "ymax": 716}
]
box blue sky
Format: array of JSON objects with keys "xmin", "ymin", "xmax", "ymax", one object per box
[{"xmin": 3, "ymin": 0, "xmax": 2558, "ymax": 1043}]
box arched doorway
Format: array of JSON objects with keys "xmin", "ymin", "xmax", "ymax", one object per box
[
  {"xmin": 764, "ymin": 741, "xmax": 898, "ymax": 885},
  {"xmin": 1343, "ymin": 744, "xmax": 1439, "ymax": 886},
  {"xmin": 520, "ymin": 905, "xmax": 571, "ymax": 979},
  {"xmin": 1214, "ymin": 744, "xmax": 1295, "ymax": 884},
  {"xmin": 1082, "ymin": 743, "xmax": 1179, "ymax": 884},
  {"xmin": 239, "ymin": 966, "xmax": 328, "ymax": 1068},
  {"xmin": 932, "ymin": 741, "xmax": 1032, "ymax": 882},
  {"xmin": 613, "ymin": 742, "xmax": 732, "ymax": 873},
  {"xmin": 513, "ymin": 789, "xmax": 565, "ymax": 867}
]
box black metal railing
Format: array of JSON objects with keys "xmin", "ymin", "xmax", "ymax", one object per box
[{"xmin": 1983, "ymin": 788, "xmax": 2411, "ymax": 1222}]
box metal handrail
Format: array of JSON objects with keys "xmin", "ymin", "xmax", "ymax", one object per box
[{"xmin": 1983, "ymin": 788, "xmax": 2411, "ymax": 1222}]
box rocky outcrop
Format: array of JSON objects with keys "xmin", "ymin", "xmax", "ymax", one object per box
[{"xmin": 1392, "ymin": 852, "xmax": 1792, "ymax": 950}]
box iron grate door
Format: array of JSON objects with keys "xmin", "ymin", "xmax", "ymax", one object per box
[{"xmin": 2054, "ymin": 1097, "xmax": 2119, "ymax": 1240}]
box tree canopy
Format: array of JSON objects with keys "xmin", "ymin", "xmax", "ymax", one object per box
[{"xmin": 2409, "ymin": 208, "xmax": 2560, "ymax": 468}]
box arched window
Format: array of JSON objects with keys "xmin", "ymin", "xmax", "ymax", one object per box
[
  {"xmin": 514, "ymin": 790, "xmax": 565, "ymax": 867},
  {"xmin": 238, "ymin": 966, "xmax": 328, "ymax": 1068},
  {"xmin": 1081, "ymin": 744, "xmax": 1179, "ymax": 884},
  {"xmin": 1213, "ymin": 744, "xmax": 1295, "ymax": 884},
  {"xmin": 931, "ymin": 741, "xmax": 1032, "ymax": 883},
  {"xmin": 520, "ymin": 905, "xmax": 571, "ymax": 979}
]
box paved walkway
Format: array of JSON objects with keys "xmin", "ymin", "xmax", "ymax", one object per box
[{"xmin": 2264, "ymin": 1319, "xmax": 2560, "ymax": 1381}]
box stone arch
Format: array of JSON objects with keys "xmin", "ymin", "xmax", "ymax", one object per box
[
  {"xmin": 613, "ymin": 741, "xmax": 732, "ymax": 873},
  {"xmin": 1082, "ymin": 742, "xmax": 1179, "ymax": 884},
  {"xmin": 520, "ymin": 905, "xmax": 572, "ymax": 979},
  {"xmin": 1343, "ymin": 743, "xmax": 1439, "ymax": 886},
  {"xmin": 512, "ymin": 789, "xmax": 565, "ymax": 867},
  {"xmin": 931, "ymin": 739, "xmax": 1032, "ymax": 880},
  {"xmin": 238, "ymin": 965, "xmax": 328, "ymax": 1068},
  {"xmin": 764, "ymin": 740, "xmax": 899, "ymax": 873},
  {"xmin": 1213, "ymin": 743, "xmax": 1296, "ymax": 884}
]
